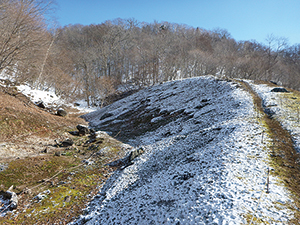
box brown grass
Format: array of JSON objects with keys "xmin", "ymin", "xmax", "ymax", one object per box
[
  {"xmin": 237, "ymin": 79, "xmax": 300, "ymax": 224},
  {"xmin": 0, "ymin": 86, "xmax": 86, "ymax": 142}
]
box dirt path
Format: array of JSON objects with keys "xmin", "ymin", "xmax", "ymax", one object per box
[{"xmin": 237, "ymin": 79, "xmax": 300, "ymax": 223}]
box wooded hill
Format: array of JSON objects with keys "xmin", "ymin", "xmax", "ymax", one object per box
[{"xmin": 1, "ymin": 0, "xmax": 300, "ymax": 106}]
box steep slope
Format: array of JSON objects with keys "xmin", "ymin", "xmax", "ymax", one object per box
[{"xmin": 77, "ymin": 76, "xmax": 297, "ymax": 224}]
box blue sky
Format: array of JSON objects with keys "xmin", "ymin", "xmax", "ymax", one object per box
[{"xmin": 55, "ymin": 0, "xmax": 300, "ymax": 46}]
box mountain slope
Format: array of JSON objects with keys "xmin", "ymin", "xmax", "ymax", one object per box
[{"xmin": 76, "ymin": 76, "xmax": 297, "ymax": 224}]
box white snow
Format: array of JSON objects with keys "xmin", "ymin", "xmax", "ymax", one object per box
[
  {"xmin": 17, "ymin": 84, "xmax": 64, "ymax": 106},
  {"xmin": 246, "ymin": 80, "xmax": 300, "ymax": 153},
  {"xmin": 15, "ymin": 84, "xmax": 97, "ymax": 113},
  {"xmin": 72, "ymin": 76, "xmax": 296, "ymax": 224}
]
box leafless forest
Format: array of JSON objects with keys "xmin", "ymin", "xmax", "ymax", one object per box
[{"xmin": 1, "ymin": 0, "xmax": 300, "ymax": 106}]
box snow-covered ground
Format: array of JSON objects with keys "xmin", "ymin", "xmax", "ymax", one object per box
[
  {"xmin": 17, "ymin": 84, "xmax": 64, "ymax": 107},
  {"xmin": 16, "ymin": 84, "xmax": 96, "ymax": 113},
  {"xmin": 247, "ymin": 81, "xmax": 300, "ymax": 153},
  {"xmin": 73, "ymin": 76, "xmax": 295, "ymax": 224}
]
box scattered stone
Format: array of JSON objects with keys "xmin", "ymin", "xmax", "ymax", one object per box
[
  {"xmin": 0, "ymin": 186, "xmax": 18, "ymax": 210},
  {"xmin": 7, "ymin": 191, "xmax": 18, "ymax": 210},
  {"xmin": 36, "ymin": 101, "xmax": 46, "ymax": 109},
  {"xmin": 82, "ymin": 159, "xmax": 94, "ymax": 165},
  {"xmin": 61, "ymin": 138, "xmax": 74, "ymax": 147},
  {"xmin": 107, "ymin": 147, "xmax": 144, "ymax": 169},
  {"xmin": 34, "ymin": 193, "xmax": 47, "ymax": 201},
  {"xmin": 129, "ymin": 147, "xmax": 144, "ymax": 161},
  {"xmin": 89, "ymin": 132, "xmax": 97, "ymax": 141},
  {"xmin": 77, "ymin": 124, "xmax": 90, "ymax": 136},
  {"xmin": 57, "ymin": 108, "xmax": 67, "ymax": 117},
  {"xmin": 270, "ymin": 87, "xmax": 289, "ymax": 93},
  {"xmin": 55, "ymin": 151, "xmax": 61, "ymax": 156},
  {"xmin": 23, "ymin": 188, "xmax": 31, "ymax": 195},
  {"xmin": 74, "ymin": 102, "xmax": 80, "ymax": 106},
  {"xmin": 64, "ymin": 195, "xmax": 72, "ymax": 202},
  {"xmin": 0, "ymin": 163, "xmax": 8, "ymax": 172},
  {"xmin": 69, "ymin": 130, "xmax": 79, "ymax": 136}
]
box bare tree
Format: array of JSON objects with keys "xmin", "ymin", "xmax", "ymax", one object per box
[{"xmin": 0, "ymin": 0, "xmax": 53, "ymax": 80}]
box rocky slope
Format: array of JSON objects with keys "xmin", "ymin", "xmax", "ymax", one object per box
[{"xmin": 75, "ymin": 76, "xmax": 300, "ymax": 224}]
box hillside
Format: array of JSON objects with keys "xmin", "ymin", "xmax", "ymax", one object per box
[
  {"xmin": 0, "ymin": 82, "xmax": 129, "ymax": 224},
  {"xmin": 1, "ymin": 76, "xmax": 300, "ymax": 224},
  {"xmin": 75, "ymin": 76, "xmax": 300, "ymax": 224}
]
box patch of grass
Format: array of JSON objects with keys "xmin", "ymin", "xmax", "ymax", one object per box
[{"xmin": 0, "ymin": 133, "xmax": 128, "ymax": 224}]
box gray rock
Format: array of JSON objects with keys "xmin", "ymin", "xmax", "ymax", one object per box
[
  {"xmin": 61, "ymin": 138, "xmax": 74, "ymax": 147},
  {"xmin": 7, "ymin": 191, "xmax": 18, "ymax": 210},
  {"xmin": 36, "ymin": 101, "xmax": 46, "ymax": 109},
  {"xmin": 0, "ymin": 186, "xmax": 18, "ymax": 210},
  {"xmin": 107, "ymin": 147, "xmax": 144, "ymax": 169},
  {"xmin": 64, "ymin": 195, "xmax": 72, "ymax": 202},
  {"xmin": 271, "ymin": 87, "xmax": 289, "ymax": 93},
  {"xmin": 57, "ymin": 108, "xmax": 67, "ymax": 117},
  {"xmin": 76, "ymin": 124, "xmax": 90, "ymax": 136},
  {"xmin": 34, "ymin": 193, "xmax": 47, "ymax": 201},
  {"xmin": 129, "ymin": 147, "xmax": 144, "ymax": 161}
]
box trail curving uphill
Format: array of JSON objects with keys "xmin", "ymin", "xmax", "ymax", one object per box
[{"xmin": 74, "ymin": 76, "xmax": 299, "ymax": 224}]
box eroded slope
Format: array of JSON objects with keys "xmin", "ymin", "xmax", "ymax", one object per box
[{"xmin": 77, "ymin": 76, "xmax": 297, "ymax": 224}]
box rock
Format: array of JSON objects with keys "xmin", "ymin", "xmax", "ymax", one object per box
[
  {"xmin": 34, "ymin": 193, "xmax": 47, "ymax": 201},
  {"xmin": 76, "ymin": 124, "xmax": 90, "ymax": 136},
  {"xmin": 107, "ymin": 147, "xmax": 144, "ymax": 169},
  {"xmin": 36, "ymin": 101, "xmax": 45, "ymax": 109},
  {"xmin": 57, "ymin": 108, "xmax": 67, "ymax": 117},
  {"xmin": 74, "ymin": 102, "xmax": 80, "ymax": 106},
  {"xmin": 89, "ymin": 128, "xmax": 96, "ymax": 134},
  {"xmin": 61, "ymin": 138, "xmax": 74, "ymax": 147},
  {"xmin": 64, "ymin": 195, "xmax": 72, "ymax": 202},
  {"xmin": 23, "ymin": 188, "xmax": 31, "ymax": 195},
  {"xmin": 69, "ymin": 130, "xmax": 79, "ymax": 136},
  {"xmin": 55, "ymin": 151, "xmax": 61, "ymax": 156},
  {"xmin": 129, "ymin": 147, "xmax": 144, "ymax": 161},
  {"xmin": 271, "ymin": 87, "xmax": 289, "ymax": 93},
  {"xmin": 82, "ymin": 159, "xmax": 94, "ymax": 165},
  {"xmin": 0, "ymin": 186, "xmax": 18, "ymax": 210},
  {"xmin": 7, "ymin": 191, "xmax": 18, "ymax": 210},
  {"xmin": 100, "ymin": 113, "xmax": 114, "ymax": 120}
]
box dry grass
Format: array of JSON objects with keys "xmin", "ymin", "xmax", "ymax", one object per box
[
  {"xmin": 237, "ymin": 79, "xmax": 300, "ymax": 224},
  {"xmin": 0, "ymin": 133, "xmax": 126, "ymax": 224},
  {"xmin": 0, "ymin": 86, "xmax": 129, "ymax": 224},
  {"xmin": 0, "ymin": 85, "xmax": 85, "ymax": 142},
  {"xmin": 0, "ymin": 86, "xmax": 128, "ymax": 224}
]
